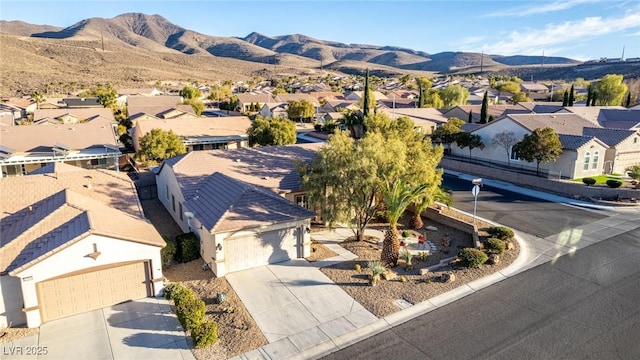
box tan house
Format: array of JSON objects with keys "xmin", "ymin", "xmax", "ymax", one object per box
[
  {"xmin": 379, "ymin": 108, "xmax": 448, "ymax": 135},
  {"xmin": 0, "ymin": 117, "xmax": 121, "ymax": 177},
  {"xmin": 450, "ymin": 113, "xmax": 616, "ymax": 179},
  {"xmin": 32, "ymin": 108, "xmax": 116, "ymax": 125},
  {"xmin": 133, "ymin": 116, "xmax": 252, "ymax": 153},
  {"xmin": 274, "ymin": 93, "xmax": 320, "ymax": 107},
  {"xmin": 155, "ymin": 143, "xmax": 323, "ymax": 277},
  {"xmin": 442, "ymin": 104, "xmax": 532, "ymax": 123},
  {"xmin": 126, "ymin": 95, "xmax": 194, "ymax": 121},
  {"xmin": 236, "ymin": 94, "xmax": 275, "ymax": 112},
  {"xmin": 258, "ymin": 102, "xmax": 288, "ymax": 119},
  {"xmin": 0, "ymin": 164, "xmax": 165, "ymax": 328}
]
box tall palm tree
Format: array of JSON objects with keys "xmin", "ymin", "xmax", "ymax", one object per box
[
  {"xmin": 410, "ymin": 186, "xmax": 453, "ymax": 230},
  {"xmin": 30, "ymin": 91, "xmax": 46, "ymax": 110},
  {"xmin": 380, "ymin": 181, "xmax": 430, "ymax": 267}
]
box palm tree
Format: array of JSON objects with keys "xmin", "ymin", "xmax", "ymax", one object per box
[
  {"xmin": 380, "ymin": 181, "xmax": 430, "ymax": 267},
  {"xmin": 409, "ymin": 186, "xmax": 453, "ymax": 230},
  {"xmin": 626, "ymin": 165, "xmax": 640, "ymax": 189},
  {"xmin": 30, "ymin": 91, "xmax": 46, "ymax": 110}
]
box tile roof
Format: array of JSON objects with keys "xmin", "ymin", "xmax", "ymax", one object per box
[
  {"xmin": 507, "ymin": 113, "xmax": 596, "ymax": 135},
  {"xmin": 162, "ymin": 143, "xmax": 323, "ymax": 200},
  {"xmin": 563, "ymin": 106, "xmax": 625, "ymax": 124},
  {"xmin": 558, "ymin": 134, "xmax": 597, "ymax": 150},
  {"xmin": 128, "ymin": 105, "xmax": 196, "ymax": 119},
  {"xmin": 0, "ymin": 117, "xmax": 119, "ymax": 152},
  {"xmin": 33, "ymin": 108, "xmax": 116, "ymax": 123},
  {"xmin": 127, "ymin": 95, "xmax": 184, "ymax": 108},
  {"xmin": 598, "ymin": 109, "xmax": 640, "ymax": 129},
  {"xmin": 582, "ymin": 127, "xmax": 637, "ymax": 146},
  {"xmin": 275, "ymin": 93, "xmax": 320, "ymax": 105},
  {"xmin": 185, "ymin": 173, "xmax": 314, "ymax": 233},
  {"xmin": 0, "ymin": 170, "xmax": 164, "ymax": 275},
  {"xmin": 135, "ymin": 116, "xmax": 251, "ymax": 138}
]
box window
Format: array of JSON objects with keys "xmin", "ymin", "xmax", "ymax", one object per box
[
  {"xmin": 172, "ymin": 194, "xmax": 176, "ymax": 212},
  {"xmin": 592, "ymin": 151, "xmax": 599, "ymax": 170},
  {"xmin": 583, "ymin": 151, "xmax": 590, "ymax": 171},
  {"xmin": 192, "ymin": 144, "xmax": 204, "ymax": 151},
  {"xmin": 294, "ymin": 194, "xmax": 308, "ymax": 209},
  {"xmin": 166, "ymin": 185, "xmax": 170, "ymax": 200},
  {"xmin": 179, "ymin": 203, "xmax": 183, "ymax": 221},
  {"xmin": 510, "ymin": 146, "xmax": 520, "ymax": 162},
  {"xmin": 211, "ymin": 143, "xmax": 228, "ymax": 150},
  {"xmin": 90, "ymin": 158, "xmax": 107, "ymax": 166}
]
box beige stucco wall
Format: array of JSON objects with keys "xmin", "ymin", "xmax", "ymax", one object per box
[
  {"xmin": 450, "ymin": 118, "xmax": 528, "ymax": 166},
  {"xmin": 156, "ymin": 165, "xmax": 190, "ymax": 234},
  {"xmin": 610, "ymin": 134, "xmax": 640, "ymax": 174},
  {"xmin": 12, "ymin": 234, "xmax": 163, "ymax": 328}
]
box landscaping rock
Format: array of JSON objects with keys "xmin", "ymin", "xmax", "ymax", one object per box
[
  {"xmin": 382, "ymin": 270, "xmax": 397, "ymax": 281},
  {"xmin": 488, "ymin": 253, "xmax": 501, "ymax": 265},
  {"xmin": 419, "ymin": 268, "xmax": 430, "ymax": 276},
  {"xmin": 426, "ymin": 226, "xmax": 438, "ymax": 231},
  {"xmin": 441, "ymin": 273, "xmax": 456, "ymax": 283}
]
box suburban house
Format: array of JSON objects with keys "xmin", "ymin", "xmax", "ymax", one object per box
[
  {"xmin": 236, "ymin": 94, "xmax": 275, "ymax": 112},
  {"xmin": 307, "ymin": 91, "xmax": 345, "ymax": 101},
  {"xmin": 442, "ymin": 104, "xmax": 532, "ymax": 123},
  {"xmin": 116, "ymin": 88, "xmax": 162, "ymax": 108},
  {"xmin": 319, "ymin": 100, "xmax": 359, "ymax": 113},
  {"xmin": 132, "ymin": 116, "xmax": 252, "ymax": 152},
  {"xmin": 258, "ymin": 102, "xmax": 288, "ymax": 119},
  {"xmin": 1, "ymin": 97, "xmax": 37, "ymax": 118},
  {"xmin": 274, "ymin": 93, "xmax": 320, "ymax": 108},
  {"xmin": 155, "ymin": 143, "xmax": 323, "ymax": 277},
  {"xmin": 32, "ymin": 108, "xmax": 116, "ymax": 125},
  {"xmin": 0, "ymin": 163, "xmax": 165, "ymax": 328},
  {"xmin": 377, "ymin": 97, "xmax": 416, "ymax": 109},
  {"xmin": 519, "ymin": 82, "xmax": 551, "ymax": 100},
  {"xmin": 345, "ymin": 90, "xmax": 389, "ymax": 102},
  {"xmin": 59, "ymin": 97, "xmax": 102, "ymax": 108},
  {"xmin": 557, "ymin": 106, "xmax": 627, "ymax": 125},
  {"xmin": 126, "ymin": 95, "xmax": 194, "ymax": 122},
  {"xmin": 0, "ymin": 117, "xmax": 121, "ymax": 177},
  {"xmin": 449, "ymin": 113, "xmax": 629, "ymax": 179},
  {"xmin": 379, "ymin": 108, "xmax": 448, "ymax": 135}
]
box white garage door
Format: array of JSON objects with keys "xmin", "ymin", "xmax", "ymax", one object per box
[
  {"xmin": 225, "ymin": 228, "xmax": 299, "ymax": 273},
  {"xmin": 37, "ymin": 261, "xmax": 150, "ymax": 323}
]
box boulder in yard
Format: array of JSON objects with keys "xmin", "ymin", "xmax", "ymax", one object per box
[
  {"xmin": 426, "ymin": 226, "xmax": 438, "ymax": 231},
  {"xmin": 382, "ymin": 270, "xmax": 397, "ymax": 281},
  {"xmin": 488, "ymin": 253, "xmax": 501, "ymax": 265},
  {"xmin": 419, "ymin": 268, "xmax": 430, "ymax": 276}
]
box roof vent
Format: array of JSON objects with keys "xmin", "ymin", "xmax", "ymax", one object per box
[{"xmin": 236, "ymin": 159, "xmax": 241, "ymax": 162}]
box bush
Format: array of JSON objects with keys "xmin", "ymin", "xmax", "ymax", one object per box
[
  {"xmin": 161, "ymin": 237, "xmax": 176, "ymax": 268},
  {"xmin": 401, "ymin": 230, "xmax": 411, "ymax": 238},
  {"xmin": 582, "ymin": 177, "xmax": 596, "ymax": 186},
  {"xmin": 458, "ymin": 248, "xmax": 488, "ymax": 268},
  {"xmin": 163, "ymin": 283, "xmax": 192, "ymax": 305},
  {"xmin": 191, "ymin": 321, "xmax": 218, "ymax": 348},
  {"xmin": 314, "ymin": 123, "xmax": 322, "ymax": 131},
  {"xmin": 606, "ymin": 179, "xmax": 622, "ymax": 188},
  {"xmin": 485, "ymin": 238, "xmax": 505, "ymax": 255},
  {"xmin": 176, "ymin": 295, "xmax": 206, "ymax": 332},
  {"xmin": 485, "ymin": 226, "xmax": 514, "ymax": 241},
  {"xmin": 175, "ymin": 232, "xmax": 200, "ymax": 263}
]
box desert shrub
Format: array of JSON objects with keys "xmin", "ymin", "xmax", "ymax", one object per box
[
  {"xmin": 401, "ymin": 230, "xmax": 411, "ymax": 238},
  {"xmin": 354, "ymin": 263, "xmax": 361, "ymax": 271},
  {"xmin": 485, "ymin": 238, "xmax": 505, "ymax": 255},
  {"xmin": 458, "ymin": 248, "xmax": 488, "ymax": 268},
  {"xmin": 175, "ymin": 232, "xmax": 200, "ymax": 263},
  {"xmin": 191, "ymin": 321, "xmax": 219, "ymax": 348},
  {"xmin": 176, "ymin": 295, "xmax": 206, "ymax": 332},
  {"xmin": 606, "ymin": 179, "xmax": 622, "ymax": 188},
  {"xmin": 161, "ymin": 236, "xmax": 176, "ymax": 268},
  {"xmin": 314, "ymin": 123, "xmax": 322, "ymax": 131},
  {"xmin": 582, "ymin": 177, "xmax": 596, "ymax": 186},
  {"xmin": 485, "ymin": 226, "xmax": 514, "ymax": 241},
  {"xmin": 399, "ymin": 249, "xmax": 413, "ymax": 266},
  {"xmin": 323, "ymin": 121, "xmax": 337, "ymax": 134}
]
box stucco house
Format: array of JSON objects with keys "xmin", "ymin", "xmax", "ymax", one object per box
[
  {"xmin": 132, "ymin": 116, "xmax": 251, "ymax": 153},
  {"xmin": 126, "ymin": 95, "xmax": 194, "ymax": 122},
  {"xmin": 258, "ymin": 102, "xmax": 288, "ymax": 119},
  {"xmin": 32, "ymin": 108, "xmax": 116, "ymax": 125},
  {"xmin": 236, "ymin": 94, "xmax": 275, "ymax": 112},
  {"xmin": 0, "ymin": 117, "xmax": 121, "ymax": 177},
  {"xmin": 155, "ymin": 143, "xmax": 322, "ymax": 277},
  {"xmin": 449, "ymin": 113, "xmax": 621, "ymax": 179},
  {"xmin": 442, "ymin": 104, "xmax": 531, "ymax": 123},
  {"xmin": 379, "ymin": 108, "xmax": 448, "ymax": 135},
  {"xmin": 0, "ymin": 164, "xmax": 165, "ymax": 328}
]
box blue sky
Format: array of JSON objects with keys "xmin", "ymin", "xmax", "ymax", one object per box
[{"xmin": 2, "ymin": 0, "xmax": 639, "ymax": 61}]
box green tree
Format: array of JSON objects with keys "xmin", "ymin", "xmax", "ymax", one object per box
[
  {"xmin": 439, "ymin": 84, "xmax": 469, "ymax": 109},
  {"xmin": 625, "ymin": 91, "xmax": 632, "ymax": 107},
  {"xmin": 380, "ymin": 181, "xmax": 430, "ymax": 267},
  {"xmin": 509, "ymin": 92, "xmax": 532, "ymax": 104},
  {"xmin": 30, "ymin": 91, "xmax": 46, "ymax": 110},
  {"xmin": 180, "ymin": 85, "xmax": 202, "ymax": 100},
  {"xmin": 93, "ymin": 83, "xmax": 118, "ymax": 110},
  {"xmin": 247, "ymin": 116, "xmax": 296, "ymax": 146},
  {"xmin": 455, "ymin": 132, "xmax": 483, "ymax": 159},
  {"xmin": 410, "ymin": 185, "xmax": 452, "ymax": 230},
  {"xmin": 400, "ymin": 74, "xmax": 411, "ymax": 86},
  {"xmin": 184, "ymin": 98, "xmax": 204, "ymax": 115},
  {"xmin": 138, "ymin": 128, "xmax": 186, "ymax": 161},
  {"xmin": 207, "ymin": 84, "xmax": 232, "ymax": 102},
  {"xmin": 480, "ymin": 91, "xmax": 489, "ymax": 124},
  {"xmin": 286, "ymin": 99, "xmax": 315, "ymax": 122},
  {"xmin": 512, "ymin": 127, "xmax": 562, "ymax": 176},
  {"xmin": 594, "ymin": 74, "xmax": 627, "ymax": 106},
  {"xmin": 568, "ymin": 84, "xmax": 575, "ymax": 106},
  {"xmin": 431, "ymin": 117, "xmax": 464, "ymax": 148},
  {"xmin": 625, "ymin": 164, "xmax": 640, "ymax": 189},
  {"xmin": 424, "ymin": 88, "xmax": 444, "ymax": 108},
  {"xmin": 586, "ymin": 84, "xmax": 592, "ymax": 107},
  {"xmin": 562, "ymin": 89, "xmax": 569, "ymax": 106},
  {"xmin": 496, "ymin": 81, "xmax": 521, "ymax": 96},
  {"xmin": 491, "ymin": 130, "xmax": 519, "ymax": 166},
  {"xmin": 363, "ymin": 69, "xmax": 372, "ymax": 117}
]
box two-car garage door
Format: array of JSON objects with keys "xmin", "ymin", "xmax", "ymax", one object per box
[
  {"xmin": 225, "ymin": 228, "xmax": 299, "ymax": 273},
  {"xmin": 37, "ymin": 261, "xmax": 151, "ymax": 323}
]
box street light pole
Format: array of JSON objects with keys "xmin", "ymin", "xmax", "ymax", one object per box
[{"xmin": 471, "ymin": 178, "xmax": 482, "ymax": 226}]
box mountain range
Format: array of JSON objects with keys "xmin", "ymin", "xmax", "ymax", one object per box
[{"xmin": 1, "ymin": 13, "xmax": 638, "ymax": 97}]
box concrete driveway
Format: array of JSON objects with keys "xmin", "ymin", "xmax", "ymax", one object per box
[
  {"xmin": 226, "ymin": 259, "xmax": 377, "ymax": 359},
  {"xmin": 3, "ymin": 297, "xmax": 194, "ymax": 360}
]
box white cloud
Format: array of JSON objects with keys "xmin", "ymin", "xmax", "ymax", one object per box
[
  {"xmin": 476, "ymin": 12, "xmax": 640, "ymax": 57},
  {"xmin": 484, "ymin": 0, "xmax": 605, "ymax": 17}
]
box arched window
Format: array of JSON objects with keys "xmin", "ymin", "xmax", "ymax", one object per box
[
  {"xmin": 583, "ymin": 151, "xmax": 590, "ymax": 171},
  {"xmin": 592, "ymin": 151, "xmax": 599, "ymax": 170}
]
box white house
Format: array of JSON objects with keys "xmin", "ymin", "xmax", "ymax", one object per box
[
  {"xmin": 155, "ymin": 143, "xmax": 323, "ymax": 277},
  {"xmin": 0, "ymin": 164, "xmax": 165, "ymax": 328}
]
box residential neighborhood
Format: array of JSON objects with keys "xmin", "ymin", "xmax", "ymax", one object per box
[{"xmin": 1, "ymin": 68, "xmax": 639, "ymax": 360}]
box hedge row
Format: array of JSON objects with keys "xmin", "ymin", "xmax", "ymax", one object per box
[{"xmin": 164, "ymin": 283, "xmax": 218, "ymax": 348}]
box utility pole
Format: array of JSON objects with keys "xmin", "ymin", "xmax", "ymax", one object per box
[{"xmin": 480, "ymin": 50, "xmax": 484, "ymax": 72}]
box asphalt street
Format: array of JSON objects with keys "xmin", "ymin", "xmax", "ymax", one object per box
[
  {"xmin": 322, "ymin": 227, "xmax": 640, "ymax": 360},
  {"xmin": 441, "ymin": 174, "xmax": 607, "ymax": 238}
]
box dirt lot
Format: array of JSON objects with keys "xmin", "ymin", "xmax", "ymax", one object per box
[{"xmin": 319, "ymin": 211, "xmax": 519, "ymax": 318}]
